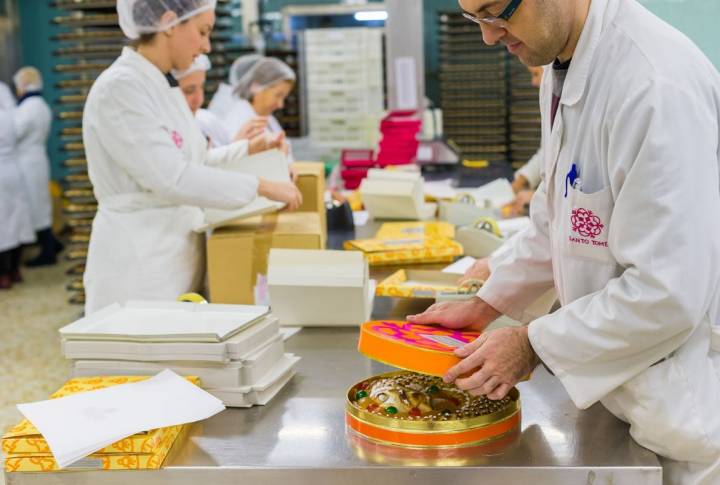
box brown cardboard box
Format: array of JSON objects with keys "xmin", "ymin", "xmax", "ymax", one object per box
[
  {"xmin": 207, "ymin": 212, "xmax": 324, "ymax": 304},
  {"xmin": 292, "ymin": 162, "xmax": 326, "ymax": 241}
]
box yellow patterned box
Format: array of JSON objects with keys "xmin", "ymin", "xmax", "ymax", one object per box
[
  {"xmin": 3, "ymin": 375, "xmax": 198, "ymax": 472},
  {"xmin": 343, "ymin": 237, "xmax": 463, "ymax": 266},
  {"xmin": 374, "ymin": 222, "xmax": 455, "ymax": 240},
  {"xmin": 376, "ymin": 269, "xmax": 477, "ymax": 298}
]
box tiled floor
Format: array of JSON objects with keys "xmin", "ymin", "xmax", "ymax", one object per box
[{"xmin": 0, "ymin": 259, "xmax": 79, "ymax": 483}]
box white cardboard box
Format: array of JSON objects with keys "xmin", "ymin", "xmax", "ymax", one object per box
[
  {"xmin": 360, "ymin": 169, "xmax": 436, "ymax": 221},
  {"xmin": 70, "ymin": 335, "xmax": 285, "ymax": 389},
  {"xmin": 267, "ymin": 249, "xmax": 372, "ymax": 326},
  {"xmin": 197, "ymin": 149, "xmax": 290, "ymax": 232},
  {"xmin": 59, "ymin": 301, "xmax": 270, "ymax": 343},
  {"xmin": 61, "ymin": 316, "xmax": 281, "ymax": 363}
]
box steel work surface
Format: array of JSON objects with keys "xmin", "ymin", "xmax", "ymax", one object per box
[{"xmin": 6, "ymin": 325, "xmax": 661, "ymax": 485}]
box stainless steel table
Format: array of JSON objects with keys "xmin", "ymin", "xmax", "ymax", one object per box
[
  {"xmin": 6, "ymin": 326, "xmax": 661, "ymax": 485},
  {"xmin": 6, "ymin": 221, "xmax": 662, "ymax": 484}
]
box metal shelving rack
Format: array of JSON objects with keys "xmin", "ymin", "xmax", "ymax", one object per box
[{"xmin": 437, "ymin": 11, "xmax": 541, "ymax": 171}]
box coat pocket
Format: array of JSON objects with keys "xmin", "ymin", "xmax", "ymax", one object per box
[{"xmin": 563, "ymin": 185, "xmax": 614, "ymax": 263}]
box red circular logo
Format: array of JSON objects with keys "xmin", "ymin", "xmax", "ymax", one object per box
[{"xmin": 571, "ymin": 208, "xmax": 604, "ymax": 239}]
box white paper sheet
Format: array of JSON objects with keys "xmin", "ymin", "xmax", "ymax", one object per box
[
  {"xmin": 423, "ymin": 179, "xmax": 457, "ymax": 200},
  {"xmin": 353, "ymin": 211, "xmax": 370, "ymax": 226},
  {"xmin": 441, "ymin": 256, "xmax": 477, "ymax": 275},
  {"xmin": 279, "ymin": 327, "xmax": 302, "ymax": 341},
  {"xmin": 469, "ymin": 178, "xmax": 515, "ymax": 208},
  {"xmin": 17, "ymin": 370, "xmax": 225, "ymax": 468},
  {"xmin": 497, "ymin": 216, "xmax": 531, "ymax": 238}
]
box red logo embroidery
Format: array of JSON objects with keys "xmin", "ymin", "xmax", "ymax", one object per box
[
  {"xmin": 171, "ymin": 130, "xmax": 183, "ymax": 149},
  {"xmin": 571, "ymin": 208, "xmax": 604, "ymax": 239}
]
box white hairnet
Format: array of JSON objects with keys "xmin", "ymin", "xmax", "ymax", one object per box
[
  {"xmin": 228, "ymin": 54, "xmax": 262, "ymax": 87},
  {"xmin": 232, "ymin": 56, "xmax": 296, "ymax": 100},
  {"xmin": 172, "ymin": 54, "xmax": 211, "ymax": 80},
  {"xmin": 117, "ymin": 0, "xmax": 217, "ymax": 40},
  {"xmin": 0, "ymin": 82, "xmax": 16, "ymax": 109},
  {"xmin": 13, "ymin": 67, "xmax": 43, "ymax": 93}
]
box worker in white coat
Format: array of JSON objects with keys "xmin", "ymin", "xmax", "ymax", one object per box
[
  {"xmin": 209, "ymin": 55, "xmax": 296, "ymax": 163},
  {"xmin": 174, "ymin": 54, "xmax": 278, "ymax": 148},
  {"xmin": 82, "ymin": 0, "xmax": 302, "ymax": 315},
  {"xmin": 409, "ymin": 0, "xmax": 720, "ymax": 483},
  {"xmin": 0, "ymin": 82, "xmax": 35, "ymax": 289},
  {"xmin": 13, "ymin": 66, "xmax": 62, "ymax": 266}
]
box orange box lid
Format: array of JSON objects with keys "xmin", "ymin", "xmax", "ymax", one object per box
[{"xmin": 358, "ymin": 320, "xmax": 482, "ymax": 377}]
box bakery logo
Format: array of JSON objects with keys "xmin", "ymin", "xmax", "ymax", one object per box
[
  {"xmin": 569, "ymin": 208, "xmax": 608, "ymax": 247},
  {"xmin": 171, "ymin": 130, "xmax": 184, "ymax": 149}
]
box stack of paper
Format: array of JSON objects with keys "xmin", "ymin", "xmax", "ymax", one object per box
[
  {"xmin": 59, "ymin": 301, "xmax": 301, "ymax": 407},
  {"xmin": 3, "ymin": 373, "xmax": 215, "ymax": 471}
]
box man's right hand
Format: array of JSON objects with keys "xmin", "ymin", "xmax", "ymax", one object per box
[
  {"xmin": 257, "ymin": 178, "xmax": 302, "ymax": 210},
  {"xmin": 407, "ymin": 297, "xmax": 501, "ymax": 332},
  {"xmin": 459, "ymin": 257, "xmax": 491, "ymax": 285}
]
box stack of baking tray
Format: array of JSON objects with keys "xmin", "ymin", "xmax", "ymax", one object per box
[
  {"xmin": 52, "ymin": 0, "xmax": 123, "ymax": 306},
  {"xmin": 508, "ymin": 56, "xmax": 541, "ymax": 168},
  {"xmin": 438, "ymin": 11, "xmax": 509, "ymax": 164}
]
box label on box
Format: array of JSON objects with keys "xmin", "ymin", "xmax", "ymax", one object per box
[{"xmin": 418, "ymin": 334, "xmax": 468, "ymax": 348}]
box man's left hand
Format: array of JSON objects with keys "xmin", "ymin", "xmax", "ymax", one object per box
[{"xmin": 444, "ymin": 326, "xmax": 540, "ymax": 400}]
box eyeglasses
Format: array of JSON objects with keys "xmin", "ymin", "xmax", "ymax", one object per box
[{"xmin": 462, "ymin": 0, "xmax": 523, "ymax": 29}]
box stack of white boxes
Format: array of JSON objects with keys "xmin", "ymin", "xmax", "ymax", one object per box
[
  {"xmin": 59, "ymin": 301, "xmax": 300, "ymax": 407},
  {"xmin": 305, "ymin": 27, "xmax": 384, "ymax": 149}
]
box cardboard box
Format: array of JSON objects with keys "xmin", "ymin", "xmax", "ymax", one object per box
[
  {"xmin": 268, "ymin": 249, "xmax": 372, "ymax": 326},
  {"xmin": 2, "ymin": 376, "xmax": 197, "ymax": 472},
  {"xmin": 375, "ymin": 269, "xmax": 480, "ymax": 299},
  {"xmin": 359, "ymin": 169, "xmax": 437, "ymax": 220},
  {"xmin": 292, "ymin": 161, "xmax": 327, "ymax": 241},
  {"xmin": 343, "ymin": 237, "xmax": 463, "ymax": 266},
  {"xmin": 207, "ymin": 212, "xmax": 324, "ymax": 304},
  {"xmin": 375, "ymin": 222, "xmax": 455, "ymax": 240}
]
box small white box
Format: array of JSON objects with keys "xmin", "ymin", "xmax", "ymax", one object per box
[
  {"xmin": 267, "ymin": 249, "xmax": 372, "ymax": 326},
  {"xmin": 360, "ymin": 169, "xmax": 437, "ymax": 221}
]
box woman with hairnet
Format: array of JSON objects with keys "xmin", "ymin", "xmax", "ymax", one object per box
[
  {"xmin": 12, "ymin": 66, "xmax": 62, "ymax": 266},
  {"xmin": 82, "ymin": 0, "xmax": 302, "ymax": 314},
  {"xmin": 174, "ymin": 54, "xmax": 284, "ymax": 149},
  {"xmin": 0, "ymin": 82, "xmax": 35, "ymax": 289},
  {"xmin": 209, "ymin": 55, "xmax": 296, "ymax": 163}
]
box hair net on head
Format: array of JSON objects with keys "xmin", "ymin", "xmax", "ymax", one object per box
[
  {"xmin": 13, "ymin": 67, "xmax": 43, "ymax": 93},
  {"xmin": 233, "ymin": 57, "xmax": 296, "ymax": 100},
  {"xmin": 0, "ymin": 82, "xmax": 16, "ymax": 110},
  {"xmin": 172, "ymin": 54, "xmax": 211, "ymax": 80},
  {"xmin": 117, "ymin": 0, "xmax": 217, "ymax": 40},
  {"xmin": 228, "ymin": 54, "xmax": 262, "ymax": 87}
]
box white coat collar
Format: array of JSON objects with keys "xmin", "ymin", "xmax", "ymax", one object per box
[
  {"xmin": 560, "ymin": 0, "xmax": 620, "ymax": 106},
  {"xmin": 118, "ymin": 46, "xmax": 172, "ymax": 91}
]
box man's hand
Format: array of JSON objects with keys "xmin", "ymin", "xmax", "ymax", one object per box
[
  {"xmin": 407, "ymin": 296, "xmax": 501, "ymax": 332},
  {"xmin": 444, "ymin": 326, "xmax": 540, "ymax": 400},
  {"xmin": 234, "ymin": 116, "xmax": 268, "ymax": 141},
  {"xmin": 459, "ymin": 257, "xmax": 491, "ymax": 285}
]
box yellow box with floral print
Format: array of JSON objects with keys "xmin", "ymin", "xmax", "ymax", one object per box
[
  {"xmin": 343, "ymin": 237, "xmax": 463, "ymax": 266},
  {"xmin": 374, "ymin": 222, "xmax": 455, "ymax": 240},
  {"xmin": 375, "ymin": 269, "xmax": 477, "ymax": 299},
  {"xmin": 3, "ymin": 375, "xmax": 198, "ymax": 472}
]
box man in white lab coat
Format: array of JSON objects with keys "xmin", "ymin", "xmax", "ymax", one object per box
[{"xmin": 409, "ymin": 0, "xmax": 720, "ymax": 483}]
